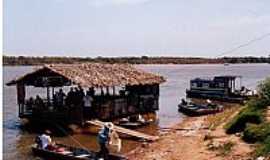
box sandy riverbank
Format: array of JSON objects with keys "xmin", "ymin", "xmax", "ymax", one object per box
[{"xmin": 126, "ymin": 107, "xmax": 254, "ymax": 160}]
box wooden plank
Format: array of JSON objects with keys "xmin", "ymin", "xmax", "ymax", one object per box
[{"xmin": 86, "ymin": 120, "xmax": 159, "ymax": 141}]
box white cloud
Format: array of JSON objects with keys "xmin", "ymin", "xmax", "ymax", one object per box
[{"xmin": 88, "ymin": 0, "xmax": 151, "ymax": 7}]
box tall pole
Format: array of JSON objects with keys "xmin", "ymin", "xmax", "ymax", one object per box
[{"xmin": 47, "ymin": 87, "xmax": 50, "ymax": 105}]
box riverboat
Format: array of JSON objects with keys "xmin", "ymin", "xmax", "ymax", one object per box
[{"xmin": 186, "ymin": 75, "xmax": 251, "ymax": 103}]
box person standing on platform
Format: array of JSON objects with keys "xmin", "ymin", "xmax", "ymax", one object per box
[{"xmin": 83, "ymin": 91, "xmax": 93, "ymax": 120}]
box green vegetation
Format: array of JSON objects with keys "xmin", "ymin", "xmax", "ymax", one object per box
[
  {"xmin": 225, "ymin": 78, "xmax": 270, "ymax": 157},
  {"xmin": 225, "ymin": 108, "xmax": 262, "ymax": 134},
  {"xmin": 256, "ymin": 136, "xmax": 270, "ymax": 156},
  {"xmin": 243, "ymin": 123, "xmax": 270, "ymax": 143},
  {"xmin": 3, "ymin": 55, "xmax": 270, "ymax": 66},
  {"xmin": 225, "ymin": 99, "xmax": 266, "ymax": 134}
]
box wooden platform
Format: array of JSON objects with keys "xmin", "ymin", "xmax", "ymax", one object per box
[{"xmin": 86, "ymin": 120, "xmax": 159, "ymax": 141}]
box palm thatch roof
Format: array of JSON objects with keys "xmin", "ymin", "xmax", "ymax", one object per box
[{"xmin": 7, "ymin": 63, "xmax": 166, "ymax": 87}]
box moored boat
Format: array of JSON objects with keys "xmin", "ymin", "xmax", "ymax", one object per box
[
  {"xmin": 117, "ymin": 121, "xmax": 150, "ymax": 129},
  {"xmin": 116, "ymin": 115, "xmax": 151, "ymax": 129},
  {"xmin": 178, "ymin": 100, "xmax": 223, "ymax": 116},
  {"xmin": 186, "ymin": 75, "xmax": 253, "ymax": 103},
  {"xmin": 32, "ymin": 143, "xmax": 127, "ymax": 160}
]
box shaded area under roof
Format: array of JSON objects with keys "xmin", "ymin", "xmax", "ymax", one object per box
[{"xmin": 6, "ymin": 63, "xmax": 166, "ymax": 87}]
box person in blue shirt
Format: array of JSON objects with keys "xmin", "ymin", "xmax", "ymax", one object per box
[{"xmin": 97, "ymin": 122, "xmax": 113, "ymax": 160}]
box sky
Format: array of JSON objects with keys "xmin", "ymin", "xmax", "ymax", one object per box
[{"xmin": 3, "ymin": 0, "xmax": 270, "ymax": 57}]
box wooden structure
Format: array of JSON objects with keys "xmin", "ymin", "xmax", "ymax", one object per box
[
  {"xmin": 87, "ymin": 120, "xmax": 158, "ymax": 141},
  {"xmin": 7, "ymin": 63, "xmax": 165, "ymax": 126},
  {"xmin": 32, "ymin": 143, "xmax": 127, "ymax": 160}
]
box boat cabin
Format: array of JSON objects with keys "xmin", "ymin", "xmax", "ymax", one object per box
[
  {"xmin": 6, "ymin": 63, "xmax": 165, "ymax": 126},
  {"xmin": 186, "ymin": 75, "xmax": 245, "ymax": 102}
]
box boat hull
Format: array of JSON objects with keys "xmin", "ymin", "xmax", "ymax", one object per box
[
  {"xmin": 32, "ymin": 144, "xmax": 127, "ymax": 160},
  {"xmin": 178, "ymin": 104, "xmax": 222, "ymax": 116},
  {"xmin": 186, "ymin": 90, "xmax": 245, "ymax": 103}
]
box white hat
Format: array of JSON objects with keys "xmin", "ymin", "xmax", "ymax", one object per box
[{"xmin": 105, "ymin": 122, "xmax": 114, "ymax": 130}]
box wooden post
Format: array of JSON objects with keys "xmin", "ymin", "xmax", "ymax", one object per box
[
  {"xmin": 47, "ymin": 87, "xmax": 50, "ymax": 105},
  {"xmin": 17, "ymin": 84, "xmax": 25, "ymax": 116},
  {"xmin": 113, "ymin": 86, "xmax": 116, "ymax": 95},
  {"xmin": 106, "ymin": 87, "xmax": 110, "ymax": 95},
  {"xmin": 233, "ymin": 79, "xmax": 235, "ymax": 92}
]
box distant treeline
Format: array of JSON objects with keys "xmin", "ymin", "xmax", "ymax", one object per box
[{"xmin": 3, "ymin": 55, "xmax": 270, "ymax": 66}]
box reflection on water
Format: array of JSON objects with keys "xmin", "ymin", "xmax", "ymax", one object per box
[{"xmin": 3, "ymin": 64, "xmax": 270, "ymax": 159}]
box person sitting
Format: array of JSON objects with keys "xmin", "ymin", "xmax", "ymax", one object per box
[{"xmin": 38, "ymin": 130, "xmax": 53, "ymax": 150}]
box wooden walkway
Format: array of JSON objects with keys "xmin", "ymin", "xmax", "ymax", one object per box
[{"xmin": 86, "ymin": 120, "xmax": 159, "ymax": 141}]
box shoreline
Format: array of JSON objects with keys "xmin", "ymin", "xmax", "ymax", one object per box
[
  {"xmin": 3, "ymin": 56, "xmax": 269, "ymax": 66},
  {"xmin": 126, "ymin": 107, "xmax": 254, "ymax": 160}
]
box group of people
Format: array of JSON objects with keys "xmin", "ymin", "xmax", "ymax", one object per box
[
  {"xmin": 26, "ymin": 95, "xmax": 45, "ymax": 111},
  {"xmin": 53, "ymin": 86, "xmax": 94, "ymax": 108},
  {"xmin": 26, "ymin": 86, "xmax": 95, "ymax": 119},
  {"xmin": 35, "ymin": 122, "xmax": 121, "ymax": 160}
]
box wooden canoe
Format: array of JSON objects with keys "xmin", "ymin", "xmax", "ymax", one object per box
[{"xmin": 32, "ymin": 143, "xmax": 127, "ymax": 160}]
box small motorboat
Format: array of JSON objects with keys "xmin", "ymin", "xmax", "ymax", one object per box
[
  {"xmin": 32, "ymin": 143, "xmax": 127, "ymax": 160},
  {"xmin": 178, "ymin": 99, "xmax": 223, "ymax": 116}
]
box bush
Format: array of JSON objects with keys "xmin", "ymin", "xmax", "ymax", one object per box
[
  {"xmin": 243, "ymin": 123, "xmax": 270, "ymax": 143},
  {"xmin": 255, "ymin": 136, "xmax": 270, "ymax": 156},
  {"xmin": 246, "ymin": 98, "xmax": 268, "ymax": 111},
  {"xmin": 225, "ymin": 108, "xmax": 262, "ymax": 134},
  {"xmin": 258, "ymin": 77, "xmax": 270, "ymax": 103},
  {"xmin": 225, "ymin": 97, "xmax": 267, "ymax": 134}
]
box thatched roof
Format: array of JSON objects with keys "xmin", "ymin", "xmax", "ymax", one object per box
[{"xmin": 7, "ymin": 63, "xmax": 166, "ymax": 87}]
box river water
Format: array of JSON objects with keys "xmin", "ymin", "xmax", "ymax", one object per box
[{"xmin": 3, "ymin": 64, "xmax": 270, "ymax": 159}]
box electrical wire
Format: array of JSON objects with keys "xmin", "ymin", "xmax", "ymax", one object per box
[{"xmin": 215, "ymin": 32, "xmax": 270, "ymax": 58}]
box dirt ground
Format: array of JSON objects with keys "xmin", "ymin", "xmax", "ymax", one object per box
[{"xmin": 126, "ymin": 108, "xmax": 254, "ymax": 160}]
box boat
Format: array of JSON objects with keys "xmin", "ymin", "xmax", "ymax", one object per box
[
  {"xmin": 186, "ymin": 75, "xmax": 249, "ymax": 103},
  {"xmin": 178, "ymin": 100, "xmax": 223, "ymax": 116},
  {"xmin": 116, "ymin": 115, "xmax": 151, "ymax": 129},
  {"xmin": 32, "ymin": 143, "xmax": 127, "ymax": 160},
  {"xmin": 117, "ymin": 120, "xmax": 150, "ymax": 129}
]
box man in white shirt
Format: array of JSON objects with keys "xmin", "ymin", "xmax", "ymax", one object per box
[
  {"xmin": 83, "ymin": 91, "xmax": 94, "ymax": 119},
  {"xmin": 39, "ymin": 130, "xmax": 52, "ymax": 149}
]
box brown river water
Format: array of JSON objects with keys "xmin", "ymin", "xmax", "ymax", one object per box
[{"xmin": 3, "ymin": 64, "xmax": 270, "ymax": 159}]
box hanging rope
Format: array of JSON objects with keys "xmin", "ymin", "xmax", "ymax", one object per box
[{"xmin": 42, "ymin": 119, "xmax": 90, "ymax": 152}]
